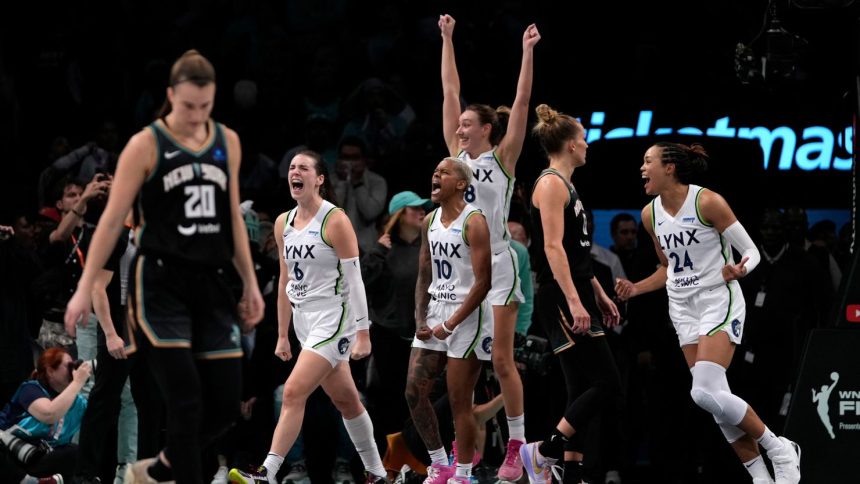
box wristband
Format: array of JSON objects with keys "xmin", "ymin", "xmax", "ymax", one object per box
[{"xmin": 441, "ymin": 321, "xmax": 454, "ymax": 334}]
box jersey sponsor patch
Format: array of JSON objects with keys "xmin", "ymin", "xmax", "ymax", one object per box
[
  {"xmin": 178, "ymin": 224, "xmax": 196, "ymax": 236},
  {"xmin": 176, "ymin": 223, "xmax": 221, "ymax": 236}
]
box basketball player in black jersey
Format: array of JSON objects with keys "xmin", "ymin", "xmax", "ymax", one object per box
[
  {"xmin": 519, "ymin": 104, "xmax": 622, "ymax": 484},
  {"xmin": 65, "ymin": 50, "xmax": 264, "ymax": 484}
]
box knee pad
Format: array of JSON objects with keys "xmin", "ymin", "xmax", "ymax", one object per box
[
  {"xmin": 690, "ymin": 361, "xmax": 747, "ymax": 426},
  {"xmin": 690, "ymin": 386, "xmax": 722, "ymax": 415}
]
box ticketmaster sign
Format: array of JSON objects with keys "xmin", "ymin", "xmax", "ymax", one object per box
[{"xmin": 583, "ymin": 111, "xmax": 853, "ymax": 171}]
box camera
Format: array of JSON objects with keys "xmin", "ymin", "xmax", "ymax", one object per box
[
  {"xmin": 0, "ymin": 428, "xmax": 50, "ymax": 465},
  {"xmin": 94, "ymin": 172, "xmax": 110, "ymax": 182},
  {"xmin": 512, "ymin": 333, "xmax": 552, "ymax": 376},
  {"xmin": 68, "ymin": 359, "xmax": 96, "ymax": 380}
]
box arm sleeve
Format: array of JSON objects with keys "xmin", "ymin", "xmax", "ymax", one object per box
[
  {"xmin": 721, "ymin": 221, "xmax": 760, "ymax": 274},
  {"xmin": 341, "ymin": 256, "xmax": 370, "ymax": 330}
]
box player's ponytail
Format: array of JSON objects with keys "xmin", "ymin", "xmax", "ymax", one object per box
[{"xmin": 157, "ymin": 50, "xmax": 216, "ymax": 120}]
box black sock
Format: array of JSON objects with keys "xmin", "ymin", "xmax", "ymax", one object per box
[
  {"xmin": 148, "ymin": 458, "xmax": 173, "ymax": 482},
  {"xmin": 538, "ymin": 429, "xmax": 568, "ymax": 461},
  {"xmin": 563, "ymin": 460, "xmax": 583, "ymax": 484}
]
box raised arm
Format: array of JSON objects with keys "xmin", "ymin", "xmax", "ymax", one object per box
[
  {"xmin": 496, "ymin": 23, "xmax": 540, "ymax": 173},
  {"xmin": 615, "ymin": 203, "xmax": 669, "ymax": 299},
  {"xmin": 440, "ymin": 14, "xmax": 462, "ymax": 157},
  {"xmin": 27, "ymin": 363, "xmax": 92, "ymax": 424},
  {"xmin": 64, "ymin": 130, "xmax": 154, "ymax": 328},
  {"xmin": 48, "ymin": 175, "xmax": 110, "ymax": 243}
]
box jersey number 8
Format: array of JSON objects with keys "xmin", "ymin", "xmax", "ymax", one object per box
[{"xmin": 464, "ymin": 184, "xmax": 476, "ymax": 203}]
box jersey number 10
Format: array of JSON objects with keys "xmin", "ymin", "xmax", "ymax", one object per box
[{"xmin": 433, "ymin": 259, "xmax": 452, "ymax": 279}]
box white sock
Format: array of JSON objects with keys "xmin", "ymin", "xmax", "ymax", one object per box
[
  {"xmin": 507, "ymin": 414, "xmax": 525, "ymax": 442},
  {"xmin": 455, "ymin": 462, "xmax": 473, "ymax": 477},
  {"xmin": 743, "ymin": 455, "xmax": 772, "ymax": 480},
  {"xmin": 429, "ymin": 447, "xmax": 448, "ymax": 466},
  {"xmin": 263, "ymin": 452, "xmax": 284, "ymax": 481},
  {"xmin": 343, "ymin": 411, "xmax": 386, "ymax": 477},
  {"xmin": 756, "ymin": 427, "xmax": 782, "ymax": 454}
]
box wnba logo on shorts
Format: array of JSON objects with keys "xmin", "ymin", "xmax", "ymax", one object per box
[
  {"xmin": 337, "ymin": 337, "xmax": 350, "ymax": 355},
  {"xmin": 482, "ymin": 337, "xmax": 493, "ymax": 354},
  {"xmin": 731, "ymin": 319, "xmax": 742, "ymax": 337}
]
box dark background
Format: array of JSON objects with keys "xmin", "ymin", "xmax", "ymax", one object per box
[{"xmin": 0, "ymin": 0, "xmax": 855, "ymax": 221}]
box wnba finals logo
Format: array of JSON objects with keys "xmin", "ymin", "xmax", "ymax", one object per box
[{"xmin": 812, "ymin": 372, "xmax": 839, "ymax": 439}]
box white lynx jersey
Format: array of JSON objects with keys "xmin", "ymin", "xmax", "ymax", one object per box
[
  {"xmin": 652, "ymin": 185, "xmax": 731, "ymax": 298},
  {"xmin": 458, "ymin": 148, "xmax": 513, "ymax": 252},
  {"xmin": 282, "ymin": 200, "xmax": 346, "ymax": 304},
  {"xmin": 426, "ymin": 204, "xmax": 484, "ymax": 304}
]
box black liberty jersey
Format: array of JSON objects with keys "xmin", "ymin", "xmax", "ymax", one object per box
[
  {"xmin": 531, "ymin": 169, "xmax": 593, "ymax": 284},
  {"xmin": 137, "ymin": 120, "xmax": 233, "ymax": 265}
]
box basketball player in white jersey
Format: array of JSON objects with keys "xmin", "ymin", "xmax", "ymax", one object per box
[
  {"xmin": 229, "ymin": 150, "xmax": 386, "ymax": 484},
  {"xmin": 405, "ymin": 157, "xmax": 492, "ymax": 484},
  {"xmin": 439, "ymin": 15, "xmax": 539, "ymax": 481},
  {"xmin": 615, "ymin": 142, "xmax": 801, "ymax": 484}
]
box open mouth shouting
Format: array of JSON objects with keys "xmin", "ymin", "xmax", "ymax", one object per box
[
  {"xmin": 430, "ymin": 179, "xmax": 443, "ymax": 201},
  {"xmin": 642, "ymin": 173, "xmax": 653, "ymax": 194},
  {"xmin": 290, "ymin": 178, "xmax": 305, "ymax": 195}
]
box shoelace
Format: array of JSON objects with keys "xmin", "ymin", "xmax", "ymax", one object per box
[
  {"xmin": 424, "ymin": 466, "xmax": 443, "ymax": 483},
  {"xmin": 503, "ymin": 442, "xmax": 521, "ymax": 466}
]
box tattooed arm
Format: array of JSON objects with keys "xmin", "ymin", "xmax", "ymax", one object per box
[{"xmin": 414, "ymin": 210, "xmax": 434, "ymax": 340}]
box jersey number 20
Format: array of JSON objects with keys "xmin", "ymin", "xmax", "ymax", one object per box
[{"xmin": 184, "ymin": 185, "xmax": 216, "ymax": 218}]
